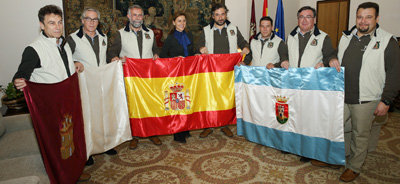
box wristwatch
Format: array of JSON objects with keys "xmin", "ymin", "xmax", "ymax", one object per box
[{"xmin": 381, "ymin": 99, "xmax": 391, "ymax": 106}]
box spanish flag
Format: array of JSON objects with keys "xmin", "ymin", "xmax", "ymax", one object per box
[
  {"xmin": 263, "ymin": 0, "xmax": 268, "ymax": 16},
  {"xmin": 123, "ymin": 53, "xmax": 242, "ymax": 137}
]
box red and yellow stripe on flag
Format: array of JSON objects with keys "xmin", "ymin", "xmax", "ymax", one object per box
[
  {"xmin": 123, "ymin": 53, "xmax": 242, "ymax": 137},
  {"xmin": 263, "ymin": 0, "xmax": 268, "ymax": 16}
]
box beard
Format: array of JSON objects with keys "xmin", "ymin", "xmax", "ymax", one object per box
[
  {"xmin": 357, "ymin": 24, "xmax": 370, "ymax": 33},
  {"xmin": 215, "ymin": 19, "xmax": 226, "ymax": 26},
  {"xmin": 358, "ymin": 27, "xmax": 369, "ymax": 33},
  {"xmin": 130, "ymin": 20, "xmax": 143, "ymax": 28}
]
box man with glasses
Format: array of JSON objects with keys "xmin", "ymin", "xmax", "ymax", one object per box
[
  {"xmin": 287, "ymin": 6, "xmax": 337, "ymax": 69},
  {"xmin": 286, "ymin": 6, "xmax": 338, "ymax": 162},
  {"xmin": 197, "ymin": 3, "xmax": 250, "ymax": 138},
  {"xmin": 107, "ymin": 5, "xmax": 161, "ymax": 150},
  {"xmin": 67, "ymin": 8, "xmax": 108, "ymax": 68},
  {"xmin": 66, "ymin": 7, "xmax": 118, "ymax": 166}
]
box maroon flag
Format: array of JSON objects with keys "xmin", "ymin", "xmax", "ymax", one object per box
[
  {"xmin": 23, "ymin": 73, "xmax": 87, "ymax": 184},
  {"xmin": 249, "ymin": 0, "xmax": 257, "ymax": 42}
]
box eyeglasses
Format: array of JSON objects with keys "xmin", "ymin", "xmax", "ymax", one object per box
[
  {"xmin": 298, "ymin": 15, "xmax": 314, "ymax": 20},
  {"xmin": 83, "ymin": 17, "xmax": 99, "ymax": 22}
]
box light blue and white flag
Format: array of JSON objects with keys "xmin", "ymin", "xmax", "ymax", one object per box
[{"xmin": 235, "ymin": 66, "xmax": 345, "ymax": 165}]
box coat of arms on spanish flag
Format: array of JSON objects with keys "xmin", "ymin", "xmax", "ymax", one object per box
[
  {"xmin": 164, "ymin": 83, "xmax": 190, "ymax": 111},
  {"xmin": 123, "ymin": 53, "xmax": 242, "ymax": 137}
]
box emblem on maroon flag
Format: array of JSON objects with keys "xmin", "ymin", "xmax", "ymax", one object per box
[
  {"xmin": 60, "ymin": 114, "xmax": 75, "ymax": 159},
  {"xmin": 164, "ymin": 83, "xmax": 191, "ymax": 111},
  {"xmin": 275, "ymin": 96, "xmax": 289, "ymax": 124}
]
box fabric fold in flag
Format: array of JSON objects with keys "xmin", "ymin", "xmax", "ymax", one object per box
[
  {"xmin": 78, "ymin": 61, "xmax": 131, "ymax": 157},
  {"xmin": 23, "ymin": 73, "xmax": 86, "ymax": 184},
  {"xmin": 235, "ymin": 66, "xmax": 345, "ymax": 165},
  {"xmin": 123, "ymin": 53, "xmax": 242, "ymax": 137}
]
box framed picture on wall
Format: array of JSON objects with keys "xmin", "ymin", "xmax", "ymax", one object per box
[{"xmin": 63, "ymin": 0, "xmax": 225, "ymax": 46}]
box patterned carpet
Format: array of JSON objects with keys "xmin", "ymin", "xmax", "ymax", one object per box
[{"xmin": 82, "ymin": 112, "xmax": 400, "ymax": 184}]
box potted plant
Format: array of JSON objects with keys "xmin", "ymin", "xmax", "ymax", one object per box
[{"xmin": 0, "ymin": 82, "xmax": 26, "ymax": 110}]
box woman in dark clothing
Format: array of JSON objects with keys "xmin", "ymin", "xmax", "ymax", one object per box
[
  {"xmin": 160, "ymin": 12, "xmax": 195, "ymax": 58},
  {"xmin": 160, "ymin": 12, "xmax": 195, "ymax": 143}
]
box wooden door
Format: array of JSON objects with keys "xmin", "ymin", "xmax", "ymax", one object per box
[{"xmin": 317, "ymin": 0, "xmax": 349, "ymax": 49}]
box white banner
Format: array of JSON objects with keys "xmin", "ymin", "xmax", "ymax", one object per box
[{"xmin": 79, "ymin": 61, "xmax": 131, "ymax": 157}]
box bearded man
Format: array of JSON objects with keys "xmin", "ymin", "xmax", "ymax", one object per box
[
  {"xmin": 197, "ymin": 3, "xmax": 250, "ymax": 138},
  {"xmin": 107, "ymin": 4, "xmax": 161, "ymax": 149}
]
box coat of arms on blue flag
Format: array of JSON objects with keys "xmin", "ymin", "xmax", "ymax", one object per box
[
  {"xmin": 235, "ymin": 66, "xmax": 345, "ymax": 165},
  {"xmin": 275, "ymin": 96, "xmax": 289, "ymax": 124}
]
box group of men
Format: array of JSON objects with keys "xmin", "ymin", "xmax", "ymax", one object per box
[
  {"xmin": 12, "ymin": 1, "xmax": 399, "ymax": 183},
  {"xmin": 245, "ymin": 2, "xmax": 399, "ymax": 182}
]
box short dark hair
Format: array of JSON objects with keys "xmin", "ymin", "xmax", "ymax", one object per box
[
  {"xmin": 38, "ymin": 5, "xmax": 63, "ymax": 23},
  {"xmin": 260, "ymin": 16, "xmax": 273, "ymax": 26},
  {"xmin": 297, "ymin": 6, "xmax": 316, "ymax": 17},
  {"xmin": 357, "ymin": 2, "xmax": 379, "ymax": 17},
  {"xmin": 211, "ymin": 3, "xmax": 229, "ymax": 15}
]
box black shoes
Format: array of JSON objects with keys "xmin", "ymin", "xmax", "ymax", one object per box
[
  {"xmin": 300, "ymin": 156, "xmax": 311, "ymax": 162},
  {"xmin": 174, "ymin": 137, "xmax": 187, "ymax": 143},
  {"xmin": 174, "ymin": 131, "xmax": 191, "ymax": 143},
  {"xmin": 105, "ymin": 149, "xmax": 118, "ymax": 155},
  {"xmin": 85, "ymin": 156, "xmax": 94, "ymax": 166},
  {"xmin": 86, "ymin": 149, "xmax": 117, "ymax": 166}
]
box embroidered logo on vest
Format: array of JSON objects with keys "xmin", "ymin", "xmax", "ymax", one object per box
[
  {"xmin": 373, "ymin": 41, "xmax": 380, "ymax": 49},
  {"xmin": 164, "ymin": 83, "xmax": 191, "ymax": 111},
  {"xmin": 275, "ymin": 96, "xmax": 289, "ymax": 124},
  {"xmin": 102, "ymin": 40, "xmax": 106, "ymax": 46},
  {"xmin": 310, "ymin": 39, "xmax": 318, "ymax": 46},
  {"xmin": 230, "ymin": 30, "xmax": 235, "ymax": 36},
  {"xmin": 267, "ymin": 42, "xmax": 274, "ymax": 48},
  {"xmin": 145, "ymin": 33, "xmax": 151, "ymax": 39}
]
